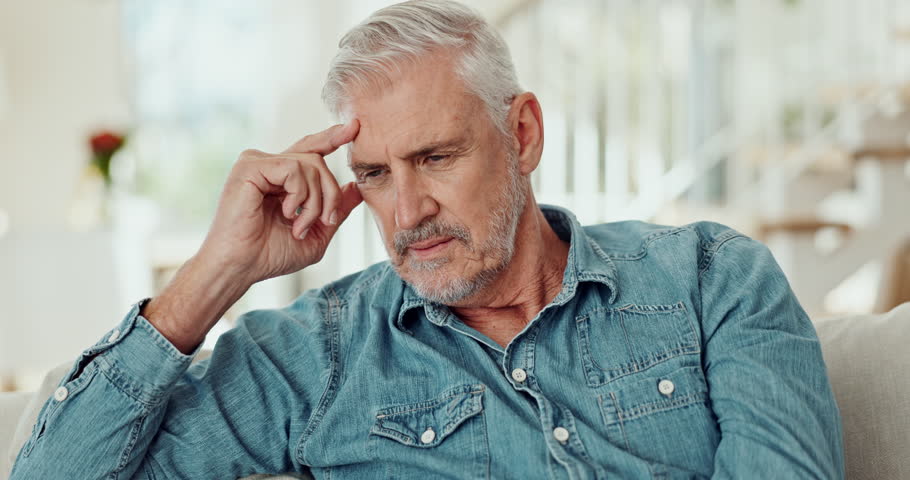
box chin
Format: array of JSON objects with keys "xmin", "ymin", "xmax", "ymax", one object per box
[{"xmin": 397, "ymin": 262, "xmax": 480, "ymax": 304}]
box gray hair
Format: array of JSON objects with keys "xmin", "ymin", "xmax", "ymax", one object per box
[{"xmin": 321, "ymin": 0, "xmax": 523, "ymax": 137}]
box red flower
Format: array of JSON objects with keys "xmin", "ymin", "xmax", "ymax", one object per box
[
  {"xmin": 90, "ymin": 132, "xmax": 125, "ymax": 157},
  {"xmin": 88, "ymin": 130, "xmax": 127, "ymax": 186}
]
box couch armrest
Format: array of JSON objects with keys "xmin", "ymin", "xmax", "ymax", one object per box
[{"xmin": 816, "ymin": 302, "xmax": 910, "ymax": 480}]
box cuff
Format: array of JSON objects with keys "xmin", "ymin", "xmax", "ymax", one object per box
[{"xmin": 78, "ymin": 298, "xmax": 203, "ymax": 406}]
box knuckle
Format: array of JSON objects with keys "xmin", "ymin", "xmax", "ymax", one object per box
[
  {"xmin": 239, "ymin": 148, "xmax": 263, "ymax": 159},
  {"xmin": 298, "ymin": 152, "xmax": 323, "ymax": 167}
]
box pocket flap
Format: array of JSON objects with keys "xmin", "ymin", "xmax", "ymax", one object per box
[{"xmin": 370, "ymin": 383, "xmax": 485, "ymax": 448}]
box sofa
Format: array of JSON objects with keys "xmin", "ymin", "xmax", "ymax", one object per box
[{"xmin": 2, "ymin": 303, "xmax": 909, "ymax": 480}]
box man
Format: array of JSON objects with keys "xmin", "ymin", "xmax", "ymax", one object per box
[{"xmin": 11, "ymin": 1, "xmax": 843, "ymax": 478}]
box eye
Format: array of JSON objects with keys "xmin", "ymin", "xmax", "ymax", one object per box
[
  {"xmin": 356, "ymin": 168, "xmax": 389, "ymax": 185},
  {"xmin": 426, "ymin": 155, "xmax": 448, "ymax": 163}
]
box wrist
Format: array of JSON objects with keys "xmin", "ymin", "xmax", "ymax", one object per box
[{"xmin": 143, "ymin": 254, "xmax": 251, "ymax": 354}]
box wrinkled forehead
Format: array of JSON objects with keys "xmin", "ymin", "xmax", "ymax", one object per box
[{"xmin": 342, "ymin": 55, "xmax": 487, "ymax": 163}]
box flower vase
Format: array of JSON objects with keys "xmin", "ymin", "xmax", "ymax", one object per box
[{"xmin": 67, "ymin": 165, "xmax": 114, "ymax": 231}]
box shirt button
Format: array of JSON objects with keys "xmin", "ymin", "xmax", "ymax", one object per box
[
  {"xmin": 511, "ymin": 368, "xmax": 527, "ymax": 383},
  {"xmin": 54, "ymin": 386, "xmax": 69, "ymax": 402},
  {"xmin": 420, "ymin": 427, "xmax": 436, "ymax": 444},
  {"xmin": 108, "ymin": 328, "xmax": 120, "ymax": 343},
  {"xmin": 553, "ymin": 426, "xmax": 570, "ymax": 443},
  {"xmin": 658, "ymin": 379, "xmax": 675, "ymax": 396}
]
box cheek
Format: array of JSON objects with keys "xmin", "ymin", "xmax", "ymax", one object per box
[
  {"xmin": 435, "ymin": 170, "xmax": 500, "ymax": 217},
  {"xmin": 362, "ymin": 194, "xmax": 397, "ymax": 244}
]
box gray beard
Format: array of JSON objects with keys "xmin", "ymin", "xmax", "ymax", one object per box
[{"xmin": 392, "ymin": 151, "xmax": 527, "ymax": 305}]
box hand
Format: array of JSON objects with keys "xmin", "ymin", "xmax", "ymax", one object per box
[{"xmin": 197, "ymin": 119, "xmax": 363, "ymax": 286}]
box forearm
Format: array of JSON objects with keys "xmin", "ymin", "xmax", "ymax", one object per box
[{"xmin": 144, "ymin": 253, "xmax": 251, "ymax": 354}]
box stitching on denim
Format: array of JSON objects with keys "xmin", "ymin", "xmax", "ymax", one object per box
[
  {"xmin": 375, "ymin": 387, "xmax": 485, "ymax": 418},
  {"xmin": 599, "ymin": 348, "xmax": 701, "ymax": 384},
  {"xmin": 698, "ymin": 232, "xmax": 744, "ymax": 277},
  {"xmin": 562, "ymin": 408, "xmax": 594, "ymax": 463},
  {"xmin": 619, "ymin": 392, "xmax": 707, "ymax": 422},
  {"xmin": 604, "ymin": 227, "xmax": 687, "ymax": 260},
  {"xmin": 611, "ymin": 392, "xmax": 632, "ymax": 452},
  {"xmin": 680, "ymin": 303, "xmax": 702, "ymax": 356},
  {"xmin": 478, "ymin": 405, "xmax": 491, "ymax": 480},
  {"xmin": 111, "ymin": 414, "xmax": 147, "ymax": 478},
  {"xmin": 587, "ymin": 236, "xmax": 613, "ymax": 263},
  {"xmin": 95, "ymin": 358, "xmax": 158, "ymax": 407},
  {"xmin": 617, "ymin": 309, "xmax": 638, "ymax": 365},
  {"xmin": 370, "ymin": 395, "xmax": 484, "ymax": 448},
  {"xmin": 576, "ymin": 303, "xmax": 700, "ymax": 386},
  {"xmin": 136, "ymin": 318, "xmax": 195, "ymax": 363},
  {"xmin": 577, "ymin": 300, "xmax": 686, "ymax": 319},
  {"xmin": 576, "ymin": 317, "xmax": 604, "ymax": 386},
  {"xmin": 371, "ymin": 425, "xmax": 414, "ymax": 445},
  {"xmin": 524, "ymin": 324, "xmax": 540, "ymax": 379},
  {"xmin": 296, "ymin": 287, "xmax": 342, "ymax": 465}
]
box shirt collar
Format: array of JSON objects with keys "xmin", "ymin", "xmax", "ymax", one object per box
[{"xmin": 397, "ymin": 204, "xmax": 619, "ymax": 329}]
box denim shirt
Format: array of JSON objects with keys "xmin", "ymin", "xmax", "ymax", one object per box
[{"xmin": 11, "ymin": 205, "xmax": 844, "ymax": 479}]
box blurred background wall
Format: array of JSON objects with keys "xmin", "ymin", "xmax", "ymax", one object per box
[{"xmin": 2, "ymin": 0, "xmax": 909, "ymax": 391}]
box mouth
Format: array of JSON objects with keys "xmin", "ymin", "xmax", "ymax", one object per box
[{"xmin": 407, "ymin": 237, "xmax": 454, "ymax": 259}]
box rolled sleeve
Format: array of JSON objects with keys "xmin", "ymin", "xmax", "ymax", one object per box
[
  {"xmin": 10, "ymin": 298, "xmax": 201, "ymax": 479},
  {"xmin": 90, "ymin": 298, "xmax": 201, "ymax": 405}
]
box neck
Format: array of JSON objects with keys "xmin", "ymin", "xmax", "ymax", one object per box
[{"xmin": 450, "ymin": 198, "xmax": 570, "ymax": 333}]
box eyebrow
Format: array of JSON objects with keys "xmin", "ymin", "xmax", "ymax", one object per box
[{"xmin": 349, "ymin": 137, "xmax": 469, "ymax": 172}]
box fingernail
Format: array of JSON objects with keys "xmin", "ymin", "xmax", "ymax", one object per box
[
  {"xmin": 299, "ymin": 227, "xmax": 310, "ymax": 240},
  {"xmin": 329, "ymin": 210, "xmax": 339, "ymax": 225},
  {"xmin": 295, "ymin": 206, "xmax": 303, "ymax": 217}
]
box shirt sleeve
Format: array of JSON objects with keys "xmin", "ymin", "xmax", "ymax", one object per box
[
  {"xmin": 698, "ymin": 235, "xmax": 845, "ymax": 479},
  {"xmin": 10, "ymin": 290, "xmax": 333, "ymax": 480}
]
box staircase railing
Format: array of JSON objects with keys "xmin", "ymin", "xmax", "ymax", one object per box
[{"xmin": 495, "ymin": 0, "xmax": 909, "ymax": 227}]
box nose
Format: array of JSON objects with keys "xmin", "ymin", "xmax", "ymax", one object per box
[{"xmin": 393, "ymin": 169, "xmax": 438, "ymax": 230}]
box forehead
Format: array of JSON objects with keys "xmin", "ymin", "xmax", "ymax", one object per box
[{"xmin": 346, "ymin": 54, "xmax": 486, "ymax": 160}]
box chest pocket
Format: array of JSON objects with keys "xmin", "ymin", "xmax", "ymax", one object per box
[
  {"xmin": 575, "ymin": 302, "xmax": 700, "ymax": 387},
  {"xmin": 578, "ymin": 302, "xmax": 717, "ymax": 476},
  {"xmin": 368, "ymin": 383, "xmax": 489, "ymax": 478}
]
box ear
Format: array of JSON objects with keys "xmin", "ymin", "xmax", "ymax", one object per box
[{"xmin": 507, "ymin": 92, "xmax": 544, "ymax": 176}]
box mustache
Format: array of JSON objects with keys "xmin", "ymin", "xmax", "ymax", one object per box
[{"xmin": 394, "ymin": 219, "xmax": 471, "ymax": 257}]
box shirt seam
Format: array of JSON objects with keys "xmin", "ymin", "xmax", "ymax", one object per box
[
  {"xmin": 295, "ymin": 286, "xmax": 342, "ymax": 466},
  {"xmin": 603, "ymin": 226, "xmax": 687, "ymax": 261},
  {"xmin": 94, "ymin": 358, "xmax": 161, "ymax": 409},
  {"xmin": 697, "ymin": 231, "xmax": 745, "ymax": 278},
  {"xmin": 110, "ymin": 414, "xmax": 148, "ymax": 479}
]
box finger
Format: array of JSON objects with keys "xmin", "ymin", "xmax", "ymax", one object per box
[
  {"xmin": 282, "ymin": 118, "xmax": 360, "ymax": 156},
  {"xmin": 315, "ymin": 162, "xmax": 342, "ymax": 226},
  {"xmin": 280, "ymin": 162, "xmax": 308, "ymax": 220},
  {"xmin": 238, "ymin": 156, "xmax": 307, "ymax": 219},
  {"xmin": 291, "ymin": 169, "xmax": 323, "ymax": 239}
]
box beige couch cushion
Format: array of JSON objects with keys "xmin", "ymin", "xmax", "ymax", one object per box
[
  {"xmin": 816, "ymin": 302, "xmax": 910, "ymax": 480},
  {"xmin": 0, "ymin": 392, "xmax": 33, "ymax": 478}
]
